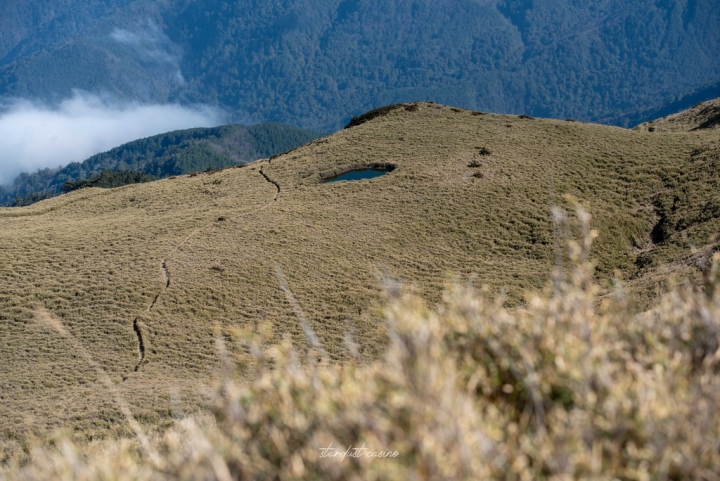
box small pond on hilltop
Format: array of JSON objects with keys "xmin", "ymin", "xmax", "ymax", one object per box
[{"xmin": 323, "ymin": 165, "xmax": 395, "ymax": 183}]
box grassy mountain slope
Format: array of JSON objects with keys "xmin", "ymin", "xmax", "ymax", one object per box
[
  {"xmin": 0, "ymin": 122, "xmax": 321, "ymax": 206},
  {"xmin": 1, "ymin": 102, "xmax": 719, "ymax": 458},
  {"xmin": 609, "ymin": 78, "xmax": 720, "ymax": 129},
  {"xmin": 635, "ymin": 96, "xmax": 720, "ymax": 133},
  {"xmin": 1, "ymin": 1, "xmax": 719, "ymax": 130}
]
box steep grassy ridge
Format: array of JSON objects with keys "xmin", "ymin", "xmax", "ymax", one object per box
[
  {"xmin": 1, "ymin": 102, "xmax": 718, "ymax": 458},
  {"xmin": 636, "ymin": 96, "xmax": 720, "ymax": 133}
]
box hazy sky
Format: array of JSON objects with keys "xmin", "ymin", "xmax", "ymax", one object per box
[{"xmin": 0, "ymin": 91, "xmax": 224, "ymax": 185}]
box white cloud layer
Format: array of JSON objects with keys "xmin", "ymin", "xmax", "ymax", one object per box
[{"xmin": 0, "ymin": 92, "xmax": 224, "ymax": 185}]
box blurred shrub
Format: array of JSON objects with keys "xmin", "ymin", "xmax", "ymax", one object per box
[{"xmin": 7, "ymin": 207, "xmax": 720, "ymax": 480}]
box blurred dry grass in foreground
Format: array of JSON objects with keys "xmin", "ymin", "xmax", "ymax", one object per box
[{"xmin": 4, "ymin": 207, "xmax": 720, "ymax": 480}]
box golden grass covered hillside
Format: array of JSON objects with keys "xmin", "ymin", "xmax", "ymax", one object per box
[
  {"xmin": 1, "ymin": 102, "xmax": 719, "ymax": 461},
  {"xmin": 635, "ymin": 96, "xmax": 720, "ymax": 132},
  {"xmin": 5, "ymin": 212, "xmax": 720, "ymax": 479}
]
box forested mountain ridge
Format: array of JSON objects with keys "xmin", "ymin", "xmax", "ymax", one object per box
[
  {"xmin": 0, "ymin": 122, "xmax": 321, "ymax": 206},
  {"xmin": 0, "ymin": 0, "xmax": 719, "ymax": 131}
]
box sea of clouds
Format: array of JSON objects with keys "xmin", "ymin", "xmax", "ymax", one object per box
[
  {"xmin": 0, "ymin": 91, "xmax": 224, "ymax": 185},
  {"xmin": 0, "ymin": 19, "xmax": 228, "ymax": 186}
]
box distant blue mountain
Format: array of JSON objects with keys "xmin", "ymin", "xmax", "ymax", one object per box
[{"xmin": 1, "ymin": 0, "xmax": 719, "ymax": 130}]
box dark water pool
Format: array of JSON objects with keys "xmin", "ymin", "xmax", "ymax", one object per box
[{"xmin": 323, "ymin": 168, "xmax": 392, "ymax": 183}]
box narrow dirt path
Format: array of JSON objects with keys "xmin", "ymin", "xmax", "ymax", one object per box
[
  {"xmin": 126, "ymin": 162, "xmax": 281, "ymax": 376},
  {"xmin": 132, "ymin": 318, "xmax": 145, "ymax": 372},
  {"xmin": 36, "ymin": 308, "xmax": 160, "ymax": 463},
  {"xmin": 161, "ymin": 260, "xmax": 170, "ymax": 288},
  {"xmin": 259, "ymin": 167, "xmax": 281, "ymax": 200}
]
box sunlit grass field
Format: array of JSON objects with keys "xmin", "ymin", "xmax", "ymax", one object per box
[
  {"xmin": 1, "ymin": 102, "xmax": 718, "ymax": 469},
  {"xmin": 6, "ymin": 211, "xmax": 720, "ymax": 479}
]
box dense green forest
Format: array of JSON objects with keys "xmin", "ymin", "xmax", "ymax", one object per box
[
  {"xmin": 0, "ymin": 0, "xmax": 718, "ymax": 131},
  {"xmin": 61, "ymin": 169, "xmax": 156, "ymax": 193},
  {"xmin": 0, "ymin": 122, "xmax": 320, "ymax": 206}
]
